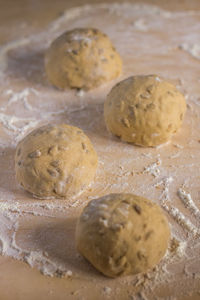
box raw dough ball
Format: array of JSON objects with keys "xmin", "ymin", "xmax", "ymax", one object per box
[
  {"xmin": 76, "ymin": 193, "xmax": 170, "ymax": 277},
  {"xmin": 104, "ymin": 75, "xmax": 186, "ymax": 147},
  {"xmin": 45, "ymin": 28, "xmax": 122, "ymax": 90},
  {"xmin": 15, "ymin": 124, "xmax": 98, "ymax": 199}
]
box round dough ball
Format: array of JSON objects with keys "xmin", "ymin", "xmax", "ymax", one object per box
[
  {"xmin": 45, "ymin": 28, "xmax": 122, "ymax": 90},
  {"xmin": 15, "ymin": 124, "xmax": 98, "ymax": 199},
  {"xmin": 104, "ymin": 75, "xmax": 186, "ymax": 147},
  {"xmin": 76, "ymin": 193, "xmax": 170, "ymax": 277}
]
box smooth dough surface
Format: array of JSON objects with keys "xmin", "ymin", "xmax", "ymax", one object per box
[
  {"xmin": 15, "ymin": 124, "xmax": 98, "ymax": 199},
  {"xmin": 76, "ymin": 193, "xmax": 170, "ymax": 277},
  {"xmin": 45, "ymin": 28, "xmax": 122, "ymax": 90},
  {"xmin": 104, "ymin": 75, "xmax": 186, "ymax": 147}
]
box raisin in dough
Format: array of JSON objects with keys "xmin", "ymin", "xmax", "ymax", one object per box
[
  {"xmin": 76, "ymin": 193, "xmax": 170, "ymax": 277},
  {"xmin": 45, "ymin": 28, "xmax": 122, "ymax": 90},
  {"xmin": 104, "ymin": 75, "xmax": 186, "ymax": 147},
  {"xmin": 15, "ymin": 124, "xmax": 98, "ymax": 199}
]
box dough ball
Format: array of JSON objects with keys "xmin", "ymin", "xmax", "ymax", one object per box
[
  {"xmin": 104, "ymin": 75, "xmax": 186, "ymax": 147},
  {"xmin": 76, "ymin": 193, "xmax": 170, "ymax": 277},
  {"xmin": 15, "ymin": 124, "xmax": 98, "ymax": 199},
  {"xmin": 45, "ymin": 28, "xmax": 122, "ymax": 90}
]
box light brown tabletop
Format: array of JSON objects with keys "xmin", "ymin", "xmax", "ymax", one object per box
[{"xmin": 0, "ymin": 1, "xmax": 200, "ymax": 299}]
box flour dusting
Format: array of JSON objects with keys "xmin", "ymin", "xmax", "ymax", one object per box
[
  {"xmin": 0, "ymin": 2, "xmax": 199, "ymax": 298},
  {"xmin": 2, "ymin": 88, "xmax": 39, "ymax": 111},
  {"xmin": 177, "ymin": 188, "xmax": 200, "ymax": 216},
  {"xmin": 179, "ymin": 43, "xmax": 200, "ymax": 60},
  {"xmin": 143, "ymin": 157, "xmax": 162, "ymax": 177}
]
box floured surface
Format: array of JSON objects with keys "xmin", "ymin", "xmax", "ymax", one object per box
[{"xmin": 0, "ymin": 2, "xmax": 200, "ymax": 299}]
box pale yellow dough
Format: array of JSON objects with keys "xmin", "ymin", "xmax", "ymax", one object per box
[
  {"xmin": 15, "ymin": 124, "xmax": 98, "ymax": 199},
  {"xmin": 45, "ymin": 28, "xmax": 122, "ymax": 90},
  {"xmin": 104, "ymin": 75, "xmax": 186, "ymax": 147},
  {"xmin": 76, "ymin": 193, "xmax": 170, "ymax": 277}
]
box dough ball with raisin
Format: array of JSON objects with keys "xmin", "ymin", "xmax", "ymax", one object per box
[
  {"xmin": 76, "ymin": 193, "xmax": 170, "ymax": 277},
  {"xmin": 45, "ymin": 28, "xmax": 122, "ymax": 90},
  {"xmin": 15, "ymin": 124, "xmax": 98, "ymax": 199},
  {"xmin": 104, "ymin": 75, "xmax": 186, "ymax": 147}
]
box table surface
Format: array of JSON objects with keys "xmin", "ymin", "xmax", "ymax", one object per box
[{"xmin": 0, "ymin": 1, "xmax": 200, "ymax": 300}]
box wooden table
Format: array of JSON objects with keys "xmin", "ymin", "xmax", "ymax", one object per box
[{"xmin": 0, "ymin": 1, "xmax": 200, "ymax": 299}]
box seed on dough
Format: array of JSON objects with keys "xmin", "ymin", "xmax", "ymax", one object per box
[
  {"xmin": 133, "ymin": 204, "xmax": 142, "ymax": 214},
  {"xmin": 48, "ymin": 146, "xmax": 58, "ymax": 155},
  {"xmin": 47, "ymin": 168, "xmax": 58, "ymax": 177},
  {"xmin": 120, "ymin": 101, "xmax": 125, "ymax": 112},
  {"xmin": 145, "ymin": 230, "xmax": 154, "ymax": 240},
  {"xmin": 146, "ymin": 103, "xmax": 155, "ymax": 110},
  {"xmin": 111, "ymin": 223, "xmax": 123, "ymax": 231},
  {"xmin": 50, "ymin": 160, "xmax": 59, "ymax": 167},
  {"xmin": 140, "ymin": 93, "xmax": 150, "ymax": 99},
  {"xmin": 115, "ymin": 134, "xmax": 121, "ymax": 139},
  {"xmin": 146, "ymin": 85, "xmax": 154, "ymax": 93},
  {"xmin": 54, "ymin": 180, "xmax": 67, "ymax": 195},
  {"xmin": 119, "ymin": 256, "xmax": 127, "ymax": 266},
  {"xmin": 66, "ymin": 175, "xmax": 73, "ymax": 184},
  {"xmin": 167, "ymin": 91, "xmax": 174, "ymax": 96},
  {"xmin": 72, "ymin": 49, "xmax": 78, "ymax": 55},
  {"xmin": 82, "ymin": 143, "xmax": 86, "ymax": 150},
  {"xmin": 28, "ymin": 150, "xmax": 41, "ymax": 158},
  {"xmin": 122, "ymin": 118, "xmax": 130, "ymax": 128},
  {"xmin": 99, "ymin": 218, "xmax": 108, "ymax": 227},
  {"xmin": 137, "ymin": 251, "xmax": 145, "ymax": 260},
  {"xmin": 134, "ymin": 235, "xmax": 141, "ymax": 241}
]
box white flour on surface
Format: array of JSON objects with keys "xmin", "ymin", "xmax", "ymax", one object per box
[
  {"xmin": 143, "ymin": 157, "xmax": 162, "ymax": 177},
  {"xmin": 162, "ymin": 204, "xmax": 199, "ymax": 236},
  {"xmin": 179, "ymin": 43, "xmax": 200, "ymax": 60},
  {"xmin": 0, "ymin": 2, "xmax": 200, "ymax": 299},
  {"xmin": 154, "ymin": 176, "xmax": 174, "ymax": 201},
  {"xmin": 132, "ymin": 19, "xmax": 148, "ymax": 32},
  {"xmin": 0, "ymin": 113, "xmax": 39, "ymax": 134},
  {"xmin": 177, "ymin": 188, "xmax": 200, "ymax": 217},
  {"xmin": 2, "ymin": 88, "xmax": 39, "ymax": 111}
]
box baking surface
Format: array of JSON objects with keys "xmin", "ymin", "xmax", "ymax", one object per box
[{"xmin": 0, "ymin": 1, "xmax": 200, "ymax": 299}]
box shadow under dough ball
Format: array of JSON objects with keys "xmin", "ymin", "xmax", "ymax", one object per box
[
  {"xmin": 45, "ymin": 28, "xmax": 122, "ymax": 90},
  {"xmin": 104, "ymin": 75, "xmax": 186, "ymax": 147},
  {"xmin": 15, "ymin": 124, "xmax": 98, "ymax": 199},
  {"xmin": 76, "ymin": 193, "xmax": 170, "ymax": 277}
]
